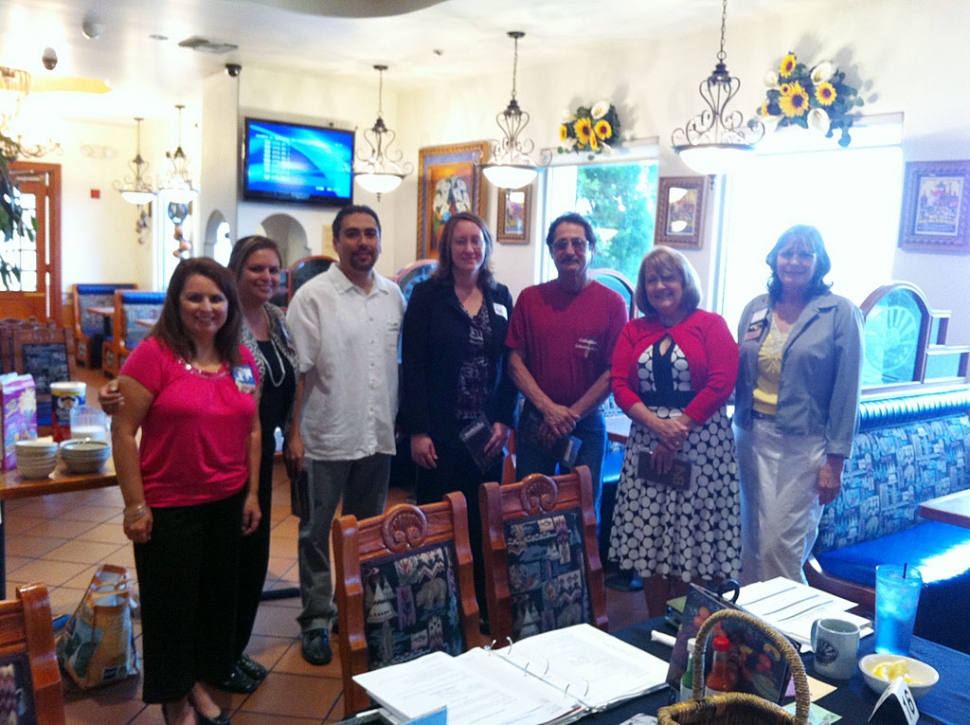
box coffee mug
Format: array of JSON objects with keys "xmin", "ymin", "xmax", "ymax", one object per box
[{"xmin": 811, "ymin": 617, "xmax": 860, "ymax": 679}]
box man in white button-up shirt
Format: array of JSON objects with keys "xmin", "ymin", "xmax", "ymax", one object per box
[{"xmin": 286, "ymin": 205, "xmax": 405, "ymax": 665}]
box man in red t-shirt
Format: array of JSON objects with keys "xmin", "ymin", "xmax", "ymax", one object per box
[{"xmin": 505, "ymin": 212, "xmax": 628, "ymax": 502}]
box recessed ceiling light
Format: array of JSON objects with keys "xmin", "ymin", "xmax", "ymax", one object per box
[{"xmin": 149, "ymin": 34, "xmax": 168, "ymax": 41}]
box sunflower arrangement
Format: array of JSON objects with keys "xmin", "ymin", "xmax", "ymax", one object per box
[
  {"xmin": 558, "ymin": 101, "xmax": 621, "ymax": 155},
  {"xmin": 755, "ymin": 52, "xmax": 864, "ymax": 147}
]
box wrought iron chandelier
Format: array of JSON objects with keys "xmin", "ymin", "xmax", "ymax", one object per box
[
  {"xmin": 159, "ymin": 104, "xmax": 198, "ymax": 203},
  {"xmin": 671, "ymin": 0, "xmax": 764, "ymax": 175},
  {"xmin": 114, "ymin": 117, "xmax": 157, "ymax": 205},
  {"xmin": 481, "ymin": 31, "xmax": 538, "ymax": 190},
  {"xmin": 0, "ymin": 66, "xmax": 61, "ymax": 161},
  {"xmin": 354, "ymin": 65, "xmax": 413, "ymax": 199}
]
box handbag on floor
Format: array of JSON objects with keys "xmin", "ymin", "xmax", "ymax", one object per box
[{"xmin": 57, "ymin": 564, "xmax": 140, "ymax": 689}]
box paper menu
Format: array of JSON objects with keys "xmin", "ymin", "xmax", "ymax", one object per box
[
  {"xmin": 353, "ymin": 650, "xmax": 583, "ymax": 725},
  {"xmin": 353, "ymin": 624, "xmax": 671, "ymax": 725},
  {"xmin": 736, "ymin": 577, "xmax": 873, "ymax": 649}
]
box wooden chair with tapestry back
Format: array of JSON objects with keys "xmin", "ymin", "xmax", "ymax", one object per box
[
  {"xmin": 0, "ymin": 582, "xmax": 66, "ymax": 724},
  {"xmin": 287, "ymin": 255, "xmax": 336, "ymax": 304},
  {"xmin": 480, "ymin": 465, "xmax": 608, "ymax": 646},
  {"xmin": 333, "ymin": 491, "xmax": 480, "ymax": 717}
]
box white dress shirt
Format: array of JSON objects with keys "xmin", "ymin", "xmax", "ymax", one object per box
[{"xmin": 286, "ymin": 266, "xmax": 405, "ymax": 461}]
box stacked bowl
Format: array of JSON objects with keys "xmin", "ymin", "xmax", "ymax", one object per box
[
  {"xmin": 15, "ymin": 440, "xmax": 60, "ymax": 479},
  {"xmin": 59, "ymin": 439, "xmax": 112, "ymax": 474}
]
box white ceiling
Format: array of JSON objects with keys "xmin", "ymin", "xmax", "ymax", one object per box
[{"xmin": 1, "ymin": 0, "xmax": 828, "ymax": 124}]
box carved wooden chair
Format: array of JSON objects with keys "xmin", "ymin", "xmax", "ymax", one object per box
[
  {"xmin": 12, "ymin": 323, "xmax": 78, "ymax": 434},
  {"xmin": 0, "ymin": 583, "xmax": 66, "ymax": 724},
  {"xmin": 480, "ymin": 465, "xmax": 608, "ymax": 645},
  {"xmin": 394, "ymin": 259, "xmax": 437, "ymax": 303},
  {"xmin": 333, "ymin": 491, "xmax": 480, "ymax": 716}
]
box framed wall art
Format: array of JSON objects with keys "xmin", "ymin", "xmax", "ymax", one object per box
[
  {"xmin": 897, "ymin": 160, "xmax": 970, "ymax": 253},
  {"xmin": 416, "ymin": 141, "xmax": 489, "ymax": 259},
  {"xmin": 496, "ymin": 185, "xmax": 532, "ymax": 244},
  {"xmin": 654, "ymin": 176, "xmax": 706, "ymax": 249}
]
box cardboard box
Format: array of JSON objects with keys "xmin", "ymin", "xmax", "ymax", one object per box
[{"xmin": 1, "ymin": 373, "xmax": 37, "ymax": 469}]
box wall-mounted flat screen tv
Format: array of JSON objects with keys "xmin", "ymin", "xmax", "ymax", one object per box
[{"xmin": 242, "ymin": 117, "xmax": 354, "ymax": 207}]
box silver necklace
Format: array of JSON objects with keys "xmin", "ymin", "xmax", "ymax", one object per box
[{"xmin": 262, "ymin": 338, "xmax": 286, "ymax": 388}]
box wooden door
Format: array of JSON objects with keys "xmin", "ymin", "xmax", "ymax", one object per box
[{"xmin": 0, "ymin": 162, "xmax": 61, "ymax": 322}]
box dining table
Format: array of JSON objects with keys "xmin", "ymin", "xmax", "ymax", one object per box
[
  {"xmin": 0, "ymin": 458, "xmax": 118, "ymax": 596},
  {"xmin": 918, "ymin": 487, "xmax": 970, "ymax": 529},
  {"xmin": 585, "ymin": 616, "xmax": 969, "ymax": 724}
]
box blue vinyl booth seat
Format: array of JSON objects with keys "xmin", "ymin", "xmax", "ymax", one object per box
[
  {"xmin": 807, "ymin": 389, "xmax": 970, "ymax": 654},
  {"xmin": 72, "ymin": 283, "xmax": 137, "ymax": 368}
]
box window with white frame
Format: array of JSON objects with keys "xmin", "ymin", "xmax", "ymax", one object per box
[
  {"xmin": 717, "ymin": 118, "xmax": 904, "ymax": 333},
  {"xmin": 541, "ymin": 151, "xmax": 659, "ymax": 284}
]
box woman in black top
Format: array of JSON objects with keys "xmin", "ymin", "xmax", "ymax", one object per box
[{"xmin": 399, "ymin": 212, "xmax": 517, "ymax": 614}]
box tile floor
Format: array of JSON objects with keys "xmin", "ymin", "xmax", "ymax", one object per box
[{"xmin": 4, "ymin": 368, "xmax": 650, "ymax": 724}]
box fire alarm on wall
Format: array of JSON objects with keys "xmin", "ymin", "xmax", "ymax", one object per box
[{"xmin": 90, "ymin": 189, "xmax": 101, "ymax": 199}]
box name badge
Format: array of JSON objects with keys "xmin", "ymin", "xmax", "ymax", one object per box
[
  {"xmin": 232, "ymin": 364, "xmax": 257, "ymax": 395},
  {"xmin": 744, "ymin": 307, "xmax": 770, "ymax": 341},
  {"xmin": 493, "ymin": 302, "xmax": 508, "ymax": 320}
]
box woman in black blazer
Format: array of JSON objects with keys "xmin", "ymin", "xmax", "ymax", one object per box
[{"xmin": 400, "ymin": 211, "xmax": 517, "ymax": 615}]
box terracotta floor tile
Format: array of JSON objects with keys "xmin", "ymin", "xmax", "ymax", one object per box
[
  {"xmin": 5, "ymin": 534, "xmax": 70, "ymax": 558},
  {"xmin": 23, "ymin": 518, "xmax": 98, "ymax": 540},
  {"xmin": 271, "ymin": 517, "xmax": 301, "ymax": 540},
  {"xmin": 236, "ymin": 672, "xmax": 343, "ymax": 720},
  {"xmin": 57, "ymin": 504, "xmax": 119, "ymax": 523},
  {"xmin": 61, "ymin": 564, "xmax": 101, "ymax": 589},
  {"xmin": 270, "ymin": 535, "xmax": 298, "ymax": 558},
  {"xmin": 13, "ymin": 558, "xmax": 93, "ymax": 587},
  {"xmin": 3, "ymin": 555, "xmax": 32, "ymax": 573},
  {"xmin": 74, "ymin": 522, "xmax": 131, "ymax": 545},
  {"xmin": 2, "ymin": 514, "xmax": 46, "ymax": 536},
  {"xmin": 252, "ymin": 601, "xmax": 301, "ymax": 639},
  {"xmin": 46, "ymin": 539, "xmax": 127, "ymax": 564},
  {"xmin": 243, "ymin": 633, "xmax": 293, "ymax": 672},
  {"xmin": 232, "ymin": 712, "xmax": 322, "ymax": 725},
  {"xmin": 272, "ymin": 638, "xmax": 343, "ymax": 678},
  {"xmin": 63, "ymin": 693, "xmax": 148, "ymax": 724},
  {"xmin": 48, "ymin": 585, "xmax": 89, "ymax": 617}
]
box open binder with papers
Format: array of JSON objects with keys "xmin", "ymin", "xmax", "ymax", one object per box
[{"xmin": 353, "ymin": 624, "xmax": 670, "ymax": 725}]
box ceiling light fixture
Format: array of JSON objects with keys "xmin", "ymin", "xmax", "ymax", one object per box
[
  {"xmin": 159, "ymin": 104, "xmax": 198, "ymax": 203},
  {"xmin": 672, "ymin": 0, "xmax": 764, "ymax": 175},
  {"xmin": 114, "ymin": 117, "xmax": 157, "ymax": 205},
  {"xmin": 481, "ymin": 31, "xmax": 538, "ymax": 190},
  {"xmin": 354, "ymin": 64, "xmax": 413, "ymax": 199}
]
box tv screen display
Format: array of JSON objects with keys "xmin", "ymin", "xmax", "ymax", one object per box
[{"xmin": 242, "ymin": 118, "xmax": 354, "ymax": 207}]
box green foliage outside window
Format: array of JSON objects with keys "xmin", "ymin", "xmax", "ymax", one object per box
[{"xmin": 574, "ymin": 161, "xmax": 659, "ymax": 283}]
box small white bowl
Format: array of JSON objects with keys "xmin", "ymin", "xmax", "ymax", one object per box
[
  {"xmin": 859, "ymin": 654, "xmax": 939, "ymax": 700},
  {"xmin": 17, "ymin": 460, "xmax": 57, "ymax": 479},
  {"xmin": 15, "ymin": 440, "xmax": 59, "ymax": 458}
]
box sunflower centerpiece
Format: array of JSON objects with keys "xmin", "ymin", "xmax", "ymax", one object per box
[
  {"xmin": 755, "ymin": 52, "xmax": 864, "ymax": 147},
  {"xmin": 558, "ymin": 101, "xmax": 621, "ymax": 157}
]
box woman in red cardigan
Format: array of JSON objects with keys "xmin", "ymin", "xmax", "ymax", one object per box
[{"xmin": 609, "ymin": 246, "xmax": 741, "ymax": 617}]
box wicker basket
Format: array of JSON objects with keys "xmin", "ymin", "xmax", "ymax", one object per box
[{"xmin": 657, "ymin": 608, "xmax": 810, "ymax": 725}]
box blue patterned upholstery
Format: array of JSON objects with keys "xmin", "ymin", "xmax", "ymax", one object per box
[
  {"xmin": 811, "ymin": 391, "xmax": 970, "ymax": 654},
  {"xmin": 504, "ymin": 509, "xmax": 591, "ymax": 640},
  {"xmin": 362, "ymin": 542, "xmax": 465, "ymax": 670}
]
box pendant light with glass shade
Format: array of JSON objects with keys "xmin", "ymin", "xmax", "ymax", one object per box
[
  {"xmin": 159, "ymin": 104, "xmax": 199, "ymax": 203},
  {"xmin": 671, "ymin": 0, "xmax": 764, "ymax": 175},
  {"xmin": 354, "ymin": 64, "xmax": 413, "ymax": 199},
  {"xmin": 481, "ymin": 31, "xmax": 539, "ymax": 190},
  {"xmin": 114, "ymin": 117, "xmax": 157, "ymax": 205}
]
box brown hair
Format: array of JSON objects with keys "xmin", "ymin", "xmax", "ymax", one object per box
[
  {"xmin": 227, "ymin": 235, "xmax": 282, "ymax": 279},
  {"xmin": 635, "ymin": 246, "xmax": 703, "ymax": 318},
  {"xmin": 430, "ymin": 211, "xmax": 495, "ymax": 289},
  {"xmin": 152, "ymin": 257, "xmax": 243, "ymax": 366}
]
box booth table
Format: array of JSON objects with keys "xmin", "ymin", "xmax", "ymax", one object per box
[
  {"xmin": 0, "ymin": 460, "xmax": 118, "ymax": 596},
  {"xmin": 918, "ymin": 488, "xmax": 970, "ymax": 529},
  {"xmin": 86, "ymin": 305, "xmax": 115, "ymax": 340}
]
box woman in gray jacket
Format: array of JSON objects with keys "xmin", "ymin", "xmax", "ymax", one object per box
[{"xmin": 734, "ymin": 225, "xmax": 863, "ymax": 584}]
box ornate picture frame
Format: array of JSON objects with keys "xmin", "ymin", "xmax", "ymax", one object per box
[
  {"xmin": 654, "ymin": 176, "xmax": 706, "ymax": 249},
  {"xmin": 496, "ymin": 185, "xmax": 532, "ymax": 244},
  {"xmin": 897, "ymin": 160, "xmax": 970, "ymax": 253},
  {"xmin": 416, "ymin": 141, "xmax": 489, "ymax": 259}
]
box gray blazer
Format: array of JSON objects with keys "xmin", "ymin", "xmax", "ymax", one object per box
[{"xmin": 734, "ymin": 291, "xmax": 864, "ymax": 458}]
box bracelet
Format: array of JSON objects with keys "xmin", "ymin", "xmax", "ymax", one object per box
[{"xmin": 123, "ymin": 504, "xmax": 149, "ymax": 523}]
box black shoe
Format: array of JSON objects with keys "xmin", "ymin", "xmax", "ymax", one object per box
[
  {"xmin": 193, "ymin": 707, "xmax": 231, "ymax": 725},
  {"xmin": 237, "ymin": 654, "xmax": 268, "ymax": 681},
  {"xmin": 209, "ymin": 665, "xmax": 258, "ymax": 694},
  {"xmin": 301, "ymin": 628, "xmax": 332, "ymax": 665}
]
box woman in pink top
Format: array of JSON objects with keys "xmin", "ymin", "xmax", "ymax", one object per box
[{"xmin": 112, "ymin": 258, "xmax": 261, "ymax": 725}]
